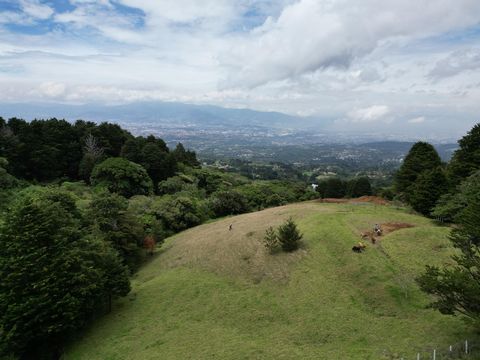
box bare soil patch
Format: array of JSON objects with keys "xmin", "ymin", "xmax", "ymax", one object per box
[{"xmin": 360, "ymin": 222, "xmax": 415, "ymax": 244}]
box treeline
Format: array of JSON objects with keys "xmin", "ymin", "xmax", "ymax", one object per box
[
  {"xmin": 0, "ymin": 118, "xmax": 316, "ymax": 359},
  {"xmin": 315, "ymin": 177, "xmax": 372, "ymax": 198},
  {"xmin": 392, "ymin": 124, "xmax": 480, "ymax": 218},
  {"xmin": 386, "ymin": 123, "xmax": 480, "ymax": 332},
  {"xmin": 0, "ymin": 117, "xmax": 198, "ymax": 186}
]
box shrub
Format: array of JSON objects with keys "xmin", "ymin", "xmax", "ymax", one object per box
[
  {"xmin": 263, "ymin": 226, "xmax": 279, "ymax": 253},
  {"xmin": 277, "ymin": 218, "xmax": 303, "ymax": 252}
]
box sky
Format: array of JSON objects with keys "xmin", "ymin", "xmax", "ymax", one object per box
[{"xmin": 0, "ymin": 0, "xmax": 480, "ymax": 137}]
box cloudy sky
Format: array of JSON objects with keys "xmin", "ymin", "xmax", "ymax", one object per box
[{"xmin": 0, "ymin": 0, "xmax": 480, "ymax": 137}]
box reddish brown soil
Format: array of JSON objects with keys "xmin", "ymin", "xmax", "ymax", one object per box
[{"xmin": 360, "ymin": 222, "xmax": 415, "ymax": 244}]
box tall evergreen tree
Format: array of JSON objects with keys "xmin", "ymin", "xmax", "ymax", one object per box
[
  {"xmin": 447, "ymin": 123, "xmax": 480, "ymax": 187},
  {"xmin": 409, "ymin": 167, "xmax": 448, "ymax": 216},
  {"xmin": 0, "ymin": 193, "xmax": 130, "ymax": 359},
  {"xmin": 394, "ymin": 141, "xmax": 442, "ymax": 201},
  {"xmin": 417, "ymin": 177, "xmax": 480, "ymax": 327}
]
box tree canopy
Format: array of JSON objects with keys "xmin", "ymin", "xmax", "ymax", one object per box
[
  {"xmin": 394, "ymin": 141, "xmax": 442, "ymax": 199},
  {"xmin": 0, "ymin": 191, "xmax": 130, "ymax": 359},
  {"xmin": 91, "ymin": 157, "xmax": 153, "ymax": 198}
]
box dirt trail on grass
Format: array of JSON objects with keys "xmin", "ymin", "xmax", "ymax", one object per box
[{"xmin": 360, "ymin": 222, "xmax": 415, "ymax": 243}]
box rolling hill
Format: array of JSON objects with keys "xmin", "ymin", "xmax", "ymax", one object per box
[{"xmin": 65, "ymin": 201, "xmax": 473, "ymax": 359}]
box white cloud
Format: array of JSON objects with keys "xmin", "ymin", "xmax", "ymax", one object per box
[
  {"xmin": 223, "ymin": 0, "xmax": 480, "ymax": 87},
  {"xmin": 429, "ymin": 48, "xmax": 480, "ymax": 80},
  {"xmin": 408, "ymin": 116, "xmax": 426, "ymax": 124},
  {"xmin": 0, "ymin": 0, "xmax": 480, "ymax": 138},
  {"xmin": 347, "ymin": 105, "xmax": 390, "ymax": 123},
  {"xmin": 20, "ymin": 0, "xmax": 54, "ymax": 20}
]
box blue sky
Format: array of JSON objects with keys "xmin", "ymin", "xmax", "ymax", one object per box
[{"xmin": 0, "ymin": 0, "xmax": 480, "ymax": 138}]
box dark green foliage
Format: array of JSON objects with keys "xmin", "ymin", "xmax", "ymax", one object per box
[
  {"xmin": 346, "ymin": 177, "xmax": 372, "ymax": 198},
  {"xmin": 0, "ymin": 157, "xmax": 17, "ymax": 189},
  {"xmin": 91, "ymin": 157, "xmax": 153, "ymax": 197},
  {"xmin": 154, "ymin": 196, "xmax": 208, "ymax": 233},
  {"xmin": 432, "ymin": 171, "xmax": 480, "ymax": 222},
  {"xmin": 121, "ymin": 136, "xmax": 181, "ymax": 189},
  {"xmin": 277, "ymin": 217, "xmax": 303, "ymax": 252},
  {"xmin": 172, "ymin": 143, "xmax": 199, "ymax": 167},
  {"xmin": 0, "ymin": 191, "xmax": 130, "ymax": 358},
  {"xmin": 209, "ymin": 190, "xmax": 249, "ymax": 217},
  {"xmin": 316, "ymin": 178, "xmax": 347, "ymax": 198},
  {"xmin": 394, "ymin": 141, "xmax": 442, "ymax": 199},
  {"xmin": 447, "ymin": 123, "xmax": 480, "ymax": 186},
  {"xmin": 157, "ymin": 176, "xmax": 193, "ymax": 195},
  {"xmin": 409, "ymin": 167, "xmax": 448, "ymax": 216},
  {"xmin": 88, "ymin": 191, "xmax": 144, "ymax": 270},
  {"xmin": 196, "ymin": 169, "xmax": 226, "ymax": 195},
  {"xmin": 0, "ymin": 118, "xmax": 197, "ymax": 184},
  {"xmin": 417, "ymin": 181, "xmax": 480, "ymax": 326},
  {"xmin": 139, "ymin": 143, "xmax": 176, "ymax": 186},
  {"xmin": 236, "ymin": 180, "xmax": 310, "ymax": 210}
]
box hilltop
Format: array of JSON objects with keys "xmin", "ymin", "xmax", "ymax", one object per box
[{"xmin": 66, "ymin": 201, "xmax": 471, "ymax": 359}]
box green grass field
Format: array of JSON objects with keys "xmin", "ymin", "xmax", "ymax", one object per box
[{"xmin": 65, "ymin": 201, "xmax": 474, "ymax": 359}]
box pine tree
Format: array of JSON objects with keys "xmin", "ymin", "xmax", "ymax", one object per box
[
  {"xmin": 0, "ymin": 192, "xmax": 131, "ymax": 358},
  {"xmin": 447, "ymin": 123, "xmax": 480, "ymax": 186},
  {"xmin": 395, "ymin": 142, "xmax": 442, "ymax": 200},
  {"xmin": 277, "ymin": 218, "xmax": 303, "ymax": 252},
  {"xmin": 417, "ymin": 180, "xmax": 480, "ymax": 327},
  {"xmin": 409, "ymin": 167, "xmax": 448, "ymax": 216}
]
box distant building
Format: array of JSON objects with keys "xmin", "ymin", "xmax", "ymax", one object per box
[{"xmin": 311, "ymin": 183, "xmax": 318, "ymax": 191}]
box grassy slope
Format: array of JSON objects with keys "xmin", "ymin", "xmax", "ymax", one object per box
[{"xmin": 66, "ymin": 202, "xmax": 473, "ymax": 359}]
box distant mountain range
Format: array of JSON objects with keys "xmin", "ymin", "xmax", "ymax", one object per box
[{"xmin": 0, "ymin": 101, "xmax": 319, "ymax": 129}]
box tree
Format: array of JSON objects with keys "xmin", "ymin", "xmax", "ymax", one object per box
[
  {"xmin": 79, "ymin": 134, "xmax": 105, "ymax": 182},
  {"xmin": 417, "ymin": 179, "xmax": 480, "ymax": 327},
  {"xmin": 209, "ymin": 190, "xmax": 249, "ymax": 217},
  {"xmin": 317, "ymin": 178, "xmax": 347, "ymax": 198},
  {"xmin": 432, "ymin": 171, "xmax": 480, "ymax": 222},
  {"xmin": 87, "ymin": 191, "xmax": 144, "ymax": 270},
  {"xmin": 0, "ymin": 157, "xmax": 17, "ymax": 189},
  {"xmin": 347, "ymin": 177, "xmax": 372, "ymax": 198},
  {"xmin": 447, "ymin": 123, "xmax": 480, "ymax": 187},
  {"xmin": 394, "ymin": 142, "xmax": 442, "ymax": 200},
  {"xmin": 409, "ymin": 167, "xmax": 448, "ymax": 216},
  {"xmin": 154, "ymin": 196, "xmax": 207, "ymax": 233},
  {"xmin": 139, "ymin": 142, "xmax": 176, "ymax": 187},
  {"xmin": 0, "ymin": 192, "xmax": 130, "ymax": 358},
  {"xmin": 91, "ymin": 157, "xmax": 153, "ymax": 197},
  {"xmin": 277, "ymin": 218, "xmax": 303, "ymax": 252},
  {"xmin": 172, "ymin": 143, "xmax": 199, "ymax": 167}
]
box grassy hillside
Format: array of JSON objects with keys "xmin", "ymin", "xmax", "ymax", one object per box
[{"xmin": 66, "ymin": 201, "xmax": 473, "ymax": 359}]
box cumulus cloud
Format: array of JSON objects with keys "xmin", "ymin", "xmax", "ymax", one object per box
[
  {"xmin": 0, "ymin": 0, "xmax": 480, "ymax": 138},
  {"xmin": 224, "ymin": 0, "xmax": 480, "ymax": 87}
]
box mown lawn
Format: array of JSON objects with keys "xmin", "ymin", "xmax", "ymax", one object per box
[{"xmin": 66, "ymin": 201, "xmax": 473, "ymax": 359}]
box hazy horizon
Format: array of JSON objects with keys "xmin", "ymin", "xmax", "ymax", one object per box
[{"xmin": 0, "ymin": 1, "xmax": 479, "ymax": 138}]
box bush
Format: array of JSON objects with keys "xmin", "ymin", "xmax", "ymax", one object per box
[
  {"xmin": 277, "ymin": 218, "xmax": 303, "ymax": 252},
  {"xmin": 263, "ymin": 226, "xmax": 279, "ymax": 253}
]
